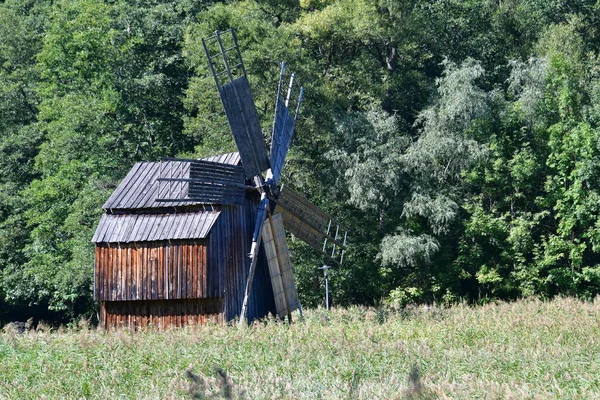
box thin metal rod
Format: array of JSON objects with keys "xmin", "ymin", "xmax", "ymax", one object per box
[
  {"xmin": 324, "ymin": 267, "xmax": 330, "ymax": 310},
  {"xmin": 331, "ymin": 225, "xmax": 339, "ymax": 258},
  {"xmin": 322, "ymin": 219, "xmax": 332, "ymax": 252},
  {"xmin": 339, "ymin": 231, "xmax": 348, "ymax": 265},
  {"xmin": 285, "ymin": 74, "xmax": 295, "ymax": 107}
]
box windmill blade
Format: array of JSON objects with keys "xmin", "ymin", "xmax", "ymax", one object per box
[
  {"xmin": 270, "ymin": 62, "xmax": 304, "ymax": 185},
  {"xmin": 156, "ymin": 159, "xmax": 247, "ymax": 205},
  {"xmin": 261, "ymin": 213, "xmax": 301, "ymax": 319},
  {"xmin": 202, "ymin": 29, "xmax": 270, "ymax": 179},
  {"xmin": 273, "ymin": 187, "xmax": 347, "ymax": 265}
]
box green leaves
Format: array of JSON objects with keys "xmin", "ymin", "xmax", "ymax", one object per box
[{"xmin": 5, "ymin": 0, "xmax": 600, "ymax": 322}]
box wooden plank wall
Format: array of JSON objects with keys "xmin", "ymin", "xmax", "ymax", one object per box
[
  {"xmin": 95, "ymin": 240, "xmax": 216, "ymax": 301},
  {"xmin": 208, "ymin": 195, "xmax": 276, "ymax": 321},
  {"xmin": 100, "ymin": 298, "xmax": 223, "ymax": 330}
]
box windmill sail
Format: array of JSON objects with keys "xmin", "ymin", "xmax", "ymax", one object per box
[
  {"xmin": 202, "ymin": 29, "xmax": 270, "ymax": 178},
  {"xmin": 273, "ymin": 187, "xmax": 346, "ymax": 265},
  {"xmin": 261, "ymin": 213, "xmax": 300, "ymax": 319},
  {"xmin": 270, "ymin": 63, "xmax": 304, "ymax": 185}
]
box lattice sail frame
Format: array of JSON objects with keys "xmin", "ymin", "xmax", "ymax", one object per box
[{"xmin": 202, "ymin": 29, "xmax": 270, "ymax": 179}]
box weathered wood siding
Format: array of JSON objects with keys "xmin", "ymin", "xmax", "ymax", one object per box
[
  {"xmin": 100, "ymin": 298, "xmax": 223, "ymax": 329},
  {"xmin": 208, "ymin": 200, "xmax": 275, "ymax": 321},
  {"xmin": 95, "ymin": 240, "xmax": 215, "ymax": 301}
]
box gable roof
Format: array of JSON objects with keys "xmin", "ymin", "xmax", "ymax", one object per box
[
  {"xmin": 91, "ymin": 211, "xmax": 221, "ymax": 243},
  {"xmin": 103, "ymin": 152, "xmax": 242, "ymax": 210}
]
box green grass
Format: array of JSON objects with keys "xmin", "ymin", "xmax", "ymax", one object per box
[{"xmin": 1, "ymin": 297, "xmax": 599, "ymax": 399}]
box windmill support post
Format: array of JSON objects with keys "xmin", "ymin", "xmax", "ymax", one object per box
[
  {"xmin": 319, "ymin": 265, "xmax": 332, "ymax": 310},
  {"xmin": 239, "ymin": 186, "xmax": 269, "ymax": 326}
]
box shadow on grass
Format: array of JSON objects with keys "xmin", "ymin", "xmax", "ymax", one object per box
[
  {"xmin": 186, "ymin": 367, "xmax": 246, "ymax": 399},
  {"xmin": 186, "ymin": 364, "xmax": 433, "ymax": 400},
  {"xmin": 403, "ymin": 364, "xmax": 434, "ymax": 400}
]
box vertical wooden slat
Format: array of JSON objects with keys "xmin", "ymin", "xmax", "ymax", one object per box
[
  {"xmin": 191, "ymin": 241, "xmax": 197, "ymax": 298},
  {"xmin": 148, "ymin": 246, "xmax": 154, "ymax": 299},
  {"xmin": 101, "ymin": 247, "xmax": 107, "ymax": 301},
  {"xmin": 186, "ymin": 241, "xmax": 192, "ymax": 298},
  {"xmin": 168, "ymin": 242, "xmax": 175, "ymax": 299},
  {"xmin": 127, "ymin": 246, "xmax": 132, "ymax": 301},
  {"xmin": 111, "ymin": 245, "xmax": 117, "ymax": 301},
  {"xmin": 141, "ymin": 243, "xmax": 147, "ymax": 300},
  {"xmin": 134, "ymin": 244, "xmax": 140, "ymax": 300},
  {"xmin": 174, "ymin": 243, "xmax": 180, "ymax": 299},
  {"xmin": 201, "ymin": 245, "xmax": 207, "ymax": 298},
  {"xmin": 147, "ymin": 243, "xmax": 153, "ymax": 300},
  {"xmin": 117, "ymin": 244, "xmax": 123, "ymax": 301},
  {"xmin": 105, "ymin": 246, "xmax": 110, "ymax": 301},
  {"xmin": 158, "ymin": 244, "xmax": 164, "ymax": 300},
  {"xmin": 114, "ymin": 245, "xmax": 119, "ymax": 301}
]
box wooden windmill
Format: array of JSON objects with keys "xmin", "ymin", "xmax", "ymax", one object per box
[
  {"xmin": 91, "ymin": 29, "xmax": 346, "ymax": 328},
  {"xmin": 197, "ymin": 29, "xmax": 347, "ymax": 322}
]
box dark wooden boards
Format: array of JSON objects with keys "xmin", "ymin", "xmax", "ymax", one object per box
[
  {"xmin": 273, "ymin": 187, "xmax": 343, "ymax": 250},
  {"xmin": 100, "ymin": 298, "xmax": 224, "ymax": 330},
  {"xmin": 219, "ymin": 76, "xmax": 270, "ymax": 178},
  {"xmin": 92, "ymin": 212, "xmax": 220, "ymax": 243},
  {"xmin": 157, "ymin": 159, "xmax": 246, "ymax": 205},
  {"xmin": 187, "ymin": 160, "xmax": 245, "ymax": 205}
]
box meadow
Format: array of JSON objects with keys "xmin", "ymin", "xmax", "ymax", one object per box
[{"xmin": 1, "ymin": 297, "xmax": 599, "ymax": 399}]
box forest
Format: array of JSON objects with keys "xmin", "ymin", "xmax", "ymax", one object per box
[{"xmin": 2, "ymin": 0, "xmax": 600, "ymax": 324}]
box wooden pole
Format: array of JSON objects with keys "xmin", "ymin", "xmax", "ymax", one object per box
[{"xmin": 239, "ymin": 178, "xmax": 268, "ymax": 326}]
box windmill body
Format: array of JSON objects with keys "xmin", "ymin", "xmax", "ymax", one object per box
[
  {"xmin": 91, "ymin": 29, "xmax": 346, "ymax": 329},
  {"xmin": 92, "ymin": 153, "xmax": 276, "ymax": 329}
]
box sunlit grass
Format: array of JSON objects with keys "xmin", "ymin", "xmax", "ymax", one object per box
[{"xmin": 1, "ymin": 297, "xmax": 599, "ymax": 399}]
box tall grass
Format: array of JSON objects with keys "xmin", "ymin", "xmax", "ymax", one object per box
[{"xmin": 1, "ymin": 297, "xmax": 599, "ymax": 399}]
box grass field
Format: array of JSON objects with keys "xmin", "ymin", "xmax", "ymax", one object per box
[{"xmin": 1, "ymin": 297, "xmax": 599, "ymax": 399}]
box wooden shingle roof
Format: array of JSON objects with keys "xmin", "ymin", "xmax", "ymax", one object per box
[
  {"xmin": 92, "ymin": 211, "xmax": 220, "ymax": 243},
  {"xmin": 103, "ymin": 152, "xmax": 242, "ymax": 211}
]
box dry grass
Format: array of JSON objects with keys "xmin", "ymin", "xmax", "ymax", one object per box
[{"xmin": 1, "ymin": 297, "xmax": 599, "ymax": 399}]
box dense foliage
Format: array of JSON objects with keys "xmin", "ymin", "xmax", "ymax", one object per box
[{"xmin": 2, "ymin": 0, "xmax": 600, "ymax": 322}]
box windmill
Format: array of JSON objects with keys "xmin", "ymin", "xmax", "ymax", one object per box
[{"xmin": 157, "ymin": 29, "xmax": 347, "ymax": 324}]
